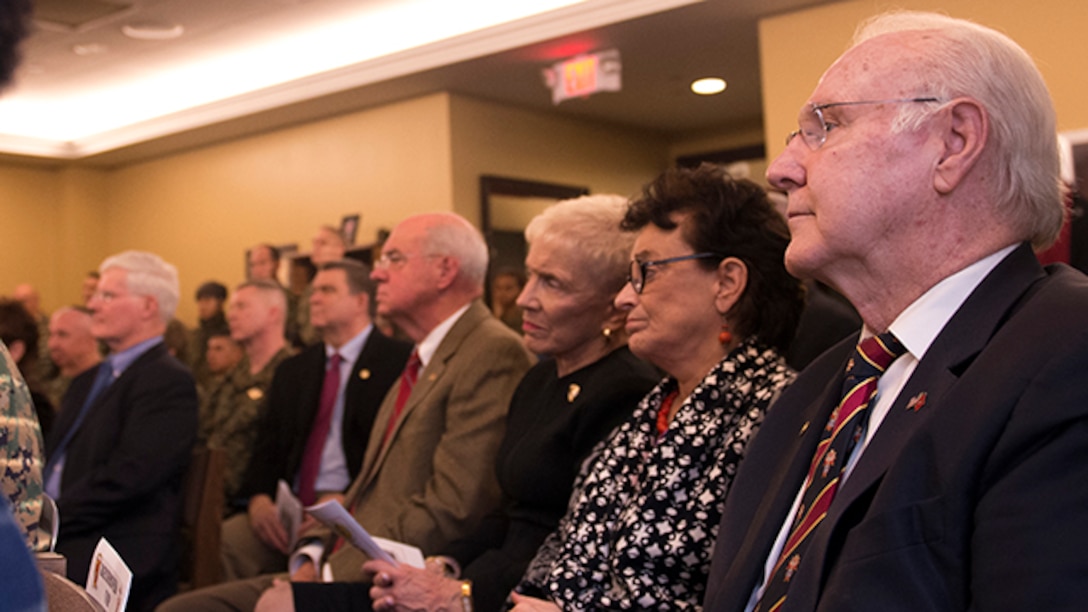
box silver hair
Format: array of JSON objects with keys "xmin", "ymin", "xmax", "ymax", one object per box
[
  {"xmin": 524, "ymin": 194, "xmax": 633, "ymax": 292},
  {"xmin": 854, "ymin": 11, "xmax": 1062, "ymax": 248},
  {"xmin": 422, "ymin": 213, "xmax": 489, "ymax": 288},
  {"xmin": 99, "ymin": 250, "xmax": 180, "ymax": 323}
]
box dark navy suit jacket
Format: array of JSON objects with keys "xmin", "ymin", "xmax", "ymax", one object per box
[
  {"xmin": 705, "ymin": 244, "xmax": 1088, "ymax": 611},
  {"xmin": 46, "ymin": 342, "xmax": 197, "ymax": 612},
  {"xmin": 238, "ymin": 328, "xmax": 411, "ymax": 502}
]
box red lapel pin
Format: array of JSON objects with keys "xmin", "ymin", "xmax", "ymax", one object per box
[{"xmin": 906, "ymin": 392, "xmax": 927, "ymax": 412}]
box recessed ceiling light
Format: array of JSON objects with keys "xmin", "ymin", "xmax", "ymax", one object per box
[
  {"xmin": 691, "ymin": 77, "xmax": 726, "ymax": 95},
  {"xmin": 122, "ymin": 21, "xmax": 185, "ymax": 41},
  {"xmin": 72, "ymin": 43, "xmax": 109, "ymax": 56}
]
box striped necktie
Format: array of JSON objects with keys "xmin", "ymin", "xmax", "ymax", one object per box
[{"xmin": 757, "ymin": 332, "xmax": 906, "ymax": 612}]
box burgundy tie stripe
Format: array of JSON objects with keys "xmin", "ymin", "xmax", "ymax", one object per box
[
  {"xmin": 756, "ymin": 332, "xmax": 906, "ymax": 612},
  {"xmin": 382, "ymin": 350, "xmax": 421, "ymax": 446}
]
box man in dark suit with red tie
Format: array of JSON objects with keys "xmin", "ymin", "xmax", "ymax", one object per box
[
  {"xmin": 45, "ymin": 250, "xmax": 197, "ymax": 612},
  {"xmin": 218, "ymin": 259, "xmax": 410, "ymax": 581},
  {"xmin": 703, "ymin": 10, "xmax": 1088, "ymax": 612}
]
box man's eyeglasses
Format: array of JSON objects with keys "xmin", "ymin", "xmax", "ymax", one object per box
[
  {"xmin": 786, "ymin": 97, "xmax": 943, "ymax": 150},
  {"xmin": 375, "ymin": 251, "xmax": 408, "ymax": 270},
  {"xmin": 374, "ymin": 251, "xmax": 441, "ymax": 270},
  {"xmin": 627, "ymin": 252, "xmax": 723, "ymax": 294}
]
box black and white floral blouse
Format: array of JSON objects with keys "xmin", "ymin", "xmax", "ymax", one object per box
[{"xmin": 512, "ymin": 339, "xmax": 794, "ymax": 611}]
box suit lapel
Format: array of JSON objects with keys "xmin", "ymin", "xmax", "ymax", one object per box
[
  {"xmin": 87, "ymin": 342, "xmax": 167, "ymax": 411},
  {"xmin": 355, "ymin": 301, "xmax": 488, "ymax": 490},
  {"xmin": 712, "ymin": 339, "xmax": 855, "ymax": 609},
  {"xmin": 295, "ymin": 345, "xmax": 327, "ymax": 439}
]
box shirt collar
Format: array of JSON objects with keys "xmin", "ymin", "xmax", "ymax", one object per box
[
  {"xmin": 415, "ymin": 302, "xmax": 471, "ymax": 368},
  {"xmin": 109, "ymin": 335, "xmax": 163, "ymax": 378},
  {"xmin": 326, "ymin": 323, "xmax": 373, "ymax": 365},
  {"xmin": 878, "ymin": 244, "xmax": 1017, "ymax": 361}
]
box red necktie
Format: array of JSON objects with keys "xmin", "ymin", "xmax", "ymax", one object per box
[
  {"xmin": 382, "ymin": 350, "xmax": 421, "ymax": 446},
  {"xmin": 757, "ymin": 332, "xmax": 906, "ymax": 612},
  {"xmin": 329, "ymin": 351, "xmax": 422, "ymax": 556},
  {"xmin": 297, "ymin": 353, "xmax": 342, "ymax": 506}
]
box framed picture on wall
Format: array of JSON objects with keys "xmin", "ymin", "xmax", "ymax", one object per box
[{"xmin": 340, "ymin": 214, "xmax": 360, "ymax": 246}]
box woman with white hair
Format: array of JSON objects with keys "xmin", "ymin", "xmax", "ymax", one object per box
[{"xmin": 256, "ymin": 195, "xmax": 659, "ymax": 612}]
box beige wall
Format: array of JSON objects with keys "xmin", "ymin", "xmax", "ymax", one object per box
[
  {"xmin": 98, "ymin": 92, "xmax": 455, "ymax": 323},
  {"xmin": 668, "ymin": 123, "xmax": 764, "ymax": 162},
  {"xmin": 760, "ymin": 0, "xmax": 1088, "ymax": 161},
  {"xmin": 55, "ymin": 167, "xmax": 111, "ymax": 307},
  {"xmin": 449, "ymin": 94, "xmax": 669, "ymax": 226},
  {"xmin": 3, "ymin": 91, "xmax": 674, "ymax": 324},
  {"xmin": 0, "ymin": 162, "xmax": 63, "ymax": 307}
]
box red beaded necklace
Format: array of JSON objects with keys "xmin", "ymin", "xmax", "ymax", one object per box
[{"xmin": 655, "ymin": 389, "xmax": 680, "ymax": 436}]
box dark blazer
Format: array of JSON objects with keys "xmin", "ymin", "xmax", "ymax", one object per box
[
  {"xmin": 45, "ymin": 342, "xmax": 197, "ymax": 612},
  {"xmin": 238, "ymin": 327, "xmax": 411, "ymax": 501},
  {"xmin": 704, "ymin": 244, "xmax": 1088, "ymax": 611}
]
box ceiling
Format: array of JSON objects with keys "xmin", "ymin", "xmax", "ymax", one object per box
[{"xmin": 6, "ymin": 0, "xmax": 838, "ymax": 166}]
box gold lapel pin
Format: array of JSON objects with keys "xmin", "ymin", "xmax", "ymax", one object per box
[
  {"xmin": 799, "ymin": 421, "xmax": 810, "ymax": 436},
  {"xmin": 246, "ymin": 387, "xmax": 263, "ymax": 401},
  {"xmin": 358, "ymin": 369, "xmax": 371, "ymax": 380},
  {"xmin": 567, "ymin": 384, "xmax": 581, "ymax": 403}
]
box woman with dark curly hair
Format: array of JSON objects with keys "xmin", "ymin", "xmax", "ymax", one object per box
[{"xmin": 508, "ymin": 163, "xmax": 805, "ymax": 611}]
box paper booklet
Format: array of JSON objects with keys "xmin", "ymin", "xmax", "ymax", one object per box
[
  {"xmin": 276, "ymin": 479, "xmax": 303, "ymax": 547},
  {"xmin": 86, "ymin": 537, "xmax": 132, "ymax": 612},
  {"xmin": 305, "ymin": 498, "xmax": 425, "ymax": 568}
]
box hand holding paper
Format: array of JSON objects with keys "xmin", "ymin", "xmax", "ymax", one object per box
[{"xmin": 305, "ymin": 499, "xmax": 424, "ymax": 568}]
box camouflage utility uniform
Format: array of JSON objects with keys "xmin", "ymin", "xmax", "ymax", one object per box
[
  {"xmin": 0, "ymin": 340, "xmax": 43, "ymax": 549},
  {"xmin": 198, "ymin": 348, "xmax": 293, "ymax": 509}
]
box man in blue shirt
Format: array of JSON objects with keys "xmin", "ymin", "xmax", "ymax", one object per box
[{"xmin": 45, "ymin": 251, "xmax": 198, "ymax": 612}]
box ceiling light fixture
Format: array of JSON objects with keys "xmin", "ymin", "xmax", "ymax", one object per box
[
  {"xmin": 72, "ymin": 43, "xmax": 109, "ymax": 56},
  {"xmin": 122, "ymin": 21, "xmax": 185, "ymax": 41},
  {"xmin": 691, "ymin": 77, "xmax": 726, "ymax": 95},
  {"xmin": 0, "ymin": 0, "xmax": 703, "ymax": 158}
]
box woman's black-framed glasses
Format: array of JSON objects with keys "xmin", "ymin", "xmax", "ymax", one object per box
[{"xmin": 628, "ymin": 252, "xmax": 723, "ymax": 294}]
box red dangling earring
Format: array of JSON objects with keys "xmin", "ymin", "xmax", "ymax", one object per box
[{"xmin": 719, "ymin": 325, "xmax": 732, "ymax": 345}]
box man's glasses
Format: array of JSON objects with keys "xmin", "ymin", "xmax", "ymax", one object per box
[
  {"xmin": 627, "ymin": 252, "xmax": 723, "ymax": 294},
  {"xmin": 786, "ymin": 97, "xmax": 943, "ymax": 150},
  {"xmin": 374, "ymin": 251, "xmax": 442, "ymax": 270},
  {"xmin": 374, "ymin": 251, "xmax": 409, "ymax": 270}
]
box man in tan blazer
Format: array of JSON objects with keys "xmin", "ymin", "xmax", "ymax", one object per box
[{"xmin": 157, "ymin": 213, "xmax": 532, "ymax": 611}]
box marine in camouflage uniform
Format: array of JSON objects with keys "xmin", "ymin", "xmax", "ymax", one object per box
[
  {"xmin": 198, "ymin": 347, "xmax": 293, "ymax": 511},
  {"xmin": 0, "ymin": 340, "xmax": 43, "ymax": 549}
]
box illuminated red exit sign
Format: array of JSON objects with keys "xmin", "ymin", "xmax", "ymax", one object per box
[{"xmin": 545, "ymin": 49, "xmax": 621, "ymax": 105}]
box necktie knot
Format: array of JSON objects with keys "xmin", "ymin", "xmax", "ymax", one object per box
[
  {"xmin": 403, "ymin": 351, "xmax": 422, "ymax": 386},
  {"xmin": 328, "ymin": 353, "xmax": 342, "ymax": 371},
  {"xmin": 847, "ymin": 331, "xmax": 906, "ymax": 381}
]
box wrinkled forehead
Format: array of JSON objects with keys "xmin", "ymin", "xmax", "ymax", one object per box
[
  {"xmin": 814, "ymin": 32, "xmax": 928, "ymax": 102},
  {"xmin": 384, "ymin": 219, "xmax": 428, "ymax": 253}
]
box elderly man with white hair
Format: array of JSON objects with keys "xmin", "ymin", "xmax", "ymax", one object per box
[
  {"xmin": 45, "ymin": 250, "xmax": 198, "ymax": 612},
  {"xmin": 704, "ymin": 10, "xmax": 1088, "ymax": 612}
]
